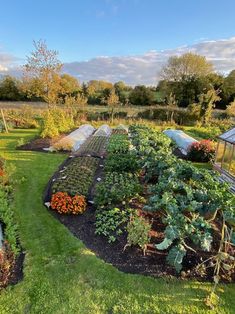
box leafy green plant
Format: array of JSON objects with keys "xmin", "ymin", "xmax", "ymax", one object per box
[
  {"xmin": 95, "ymin": 207, "xmax": 131, "ymax": 243},
  {"xmin": 107, "ymin": 134, "xmax": 130, "ymax": 154},
  {"xmin": 130, "ymin": 124, "xmax": 235, "ymax": 275},
  {"xmin": 125, "ymin": 214, "xmax": 151, "ymax": 255},
  {"xmin": 105, "ymin": 152, "xmax": 139, "ymax": 173},
  {"xmin": 94, "ymin": 172, "xmax": 141, "ymax": 207}
]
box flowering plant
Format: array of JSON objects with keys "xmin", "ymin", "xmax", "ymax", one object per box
[
  {"xmin": 187, "ymin": 139, "xmax": 216, "ymax": 162},
  {"xmin": 50, "ymin": 192, "xmax": 86, "ymax": 214}
]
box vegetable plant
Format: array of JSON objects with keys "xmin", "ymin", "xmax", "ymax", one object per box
[{"xmin": 52, "ymin": 156, "xmax": 99, "ymax": 197}]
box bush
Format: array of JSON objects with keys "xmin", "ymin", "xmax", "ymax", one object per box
[
  {"xmin": 40, "ymin": 110, "xmax": 59, "ymax": 138},
  {"xmin": 137, "ymin": 107, "xmax": 198, "ymax": 125},
  {"xmin": 50, "ymin": 107, "xmax": 74, "ymax": 133},
  {"xmin": 226, "ymin": 100, "xmax": 235, "ymax": 117},
  {"xmin": 50, "ymin": 192, "xmax": 86, "ymax": 214},
  {"xmin": 187, "ymin": 140, "xmax": 216, "ymax": 162}
]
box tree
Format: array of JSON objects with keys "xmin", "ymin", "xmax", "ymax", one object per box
[
  {"xmin": 198, "ymin": 89, "xmax": 221, "ymax": 125},
  {"xmin": 59, "ymin": 74, "xmax": 80, "ymax": 100},
  {"xmin": 223, "ymin": 70, "xmax": 235, "ymax": 101},
  {"xmin": 226, "ymin": 99, "xmax": 235, "ymax": 117},
  {"xmin": 23, "ymin": 39, "xmax": 62, "ymax": 104},
  {"xmin": 161, "ymin": 53, "xmax": 214, "ymax": 82},
  {"xmin": 0, "ymin": 76, "xmax": 22, "ymax": 100},
  {"xmin": 129, "ymin": 85, "xmax": 155, "ymax": 106},
  {"xmin": 114, "ymin": 81, "xmax": 132, "ymax": 105},
  {"xmin": 86, "ymin": 80, "xmax": 113, "ymax": 95},
  {"xmin": 104, "ymin": 89, "xmax": 119, "ymax": 123}
]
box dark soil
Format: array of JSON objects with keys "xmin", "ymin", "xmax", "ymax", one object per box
[{"xmin": 17, "ymin": 134, "xmax": 66, "ymax": 152}]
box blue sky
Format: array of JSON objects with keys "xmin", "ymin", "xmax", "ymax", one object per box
[{"xmin": 1, "ymin": 0, "xmax": 235, "ymax": 84}]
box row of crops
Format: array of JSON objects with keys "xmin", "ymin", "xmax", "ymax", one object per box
[
  {"xmin": 0, "ymin": 158, "xmax": 20, "ymax": 288},
  {"xmin": 130, "ymin": 126, "xmax": 235, "ymax": 271},
  {"xmin": 48, "ymin": 126, "xmax": 124, "ymax": 214}
]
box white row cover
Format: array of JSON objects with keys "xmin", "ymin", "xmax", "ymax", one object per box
[
  {"xmin": 163, "ymin": 129, "xmax": 198, "ymax": 154},
  {"xmin": 50, "ymin": 124, "xmax": 95, "ymax": 152},
  {"xmin": 93, "ymin": 124, "xmax": 112, "ymax": 137}
]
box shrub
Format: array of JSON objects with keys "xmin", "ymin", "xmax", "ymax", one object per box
[
  {"xmin": 41, "ymin": 110, "xmax": 59, "ymax": 138},
  {"xmin": 187, "ymin": 139, "xmax": 216, "ymax": 162},
  {"xmin": 125, "ymin": 214, "xmax": 151, "ymax": 255},
  {"xmin": 226, "ymin": 100, "xmax": 235, "ymax": 117},
  {"xmin": 50, "ymin": 107, "xmax": 74, "ymax": 133},
  {"xmin": 50, "ymin": 192, "xmax": 86, "ymax": 214}
]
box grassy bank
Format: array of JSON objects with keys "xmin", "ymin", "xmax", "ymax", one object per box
[{"xmin": 0, "ymin": 129, "xmax": 234, "ymax": 314}]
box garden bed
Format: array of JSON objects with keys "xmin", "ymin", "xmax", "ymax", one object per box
[
  {"xmin": 43, "ymin": 125, "xmax": 235, "ymax": 283},
  {"xmin": 46, "ymin": 186, "xmax": 232, "ymax": 282},
  {"xmin": 0, "ymin": 157, "xmax": 25, "ymax": 289},
  {"xmin": 4, "ymin": 248, "xmax": 25, "ymax": 288},
  {"xmin": 17, "ymin": 134, "xmax": 66, "ymax": 152}
]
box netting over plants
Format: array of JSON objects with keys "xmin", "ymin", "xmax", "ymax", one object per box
[
  {"xmin": 51, "ymin": 124, "xmax": 95, "ymax": 152},
  {"xmin": 163, "ymin": 129, "xmax": 198, "ymax": 154},
  {"xmin": 93, "ymin": 124, "xmax": 112, "ymax": 137}
]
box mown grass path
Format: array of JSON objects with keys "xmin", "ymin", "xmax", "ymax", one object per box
[{"xmin": 0, "ymin": 129, "xmax": 234, "ymax": 314}]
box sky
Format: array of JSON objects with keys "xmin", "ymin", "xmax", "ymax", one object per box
[{"xmin": 0, "ymin": 0, "xmax": 235, "ymax": 85}]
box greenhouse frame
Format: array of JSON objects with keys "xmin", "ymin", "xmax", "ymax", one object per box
[{"xmin": 214, "ymin": 127, "xmax": 235, "ymax": 181}]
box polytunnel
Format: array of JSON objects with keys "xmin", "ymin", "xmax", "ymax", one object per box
[
  {"xmin": 50, "ymin": 124, "xmax": 95, "ymax": 152},
  {"xmin": 163, "ymin": 129, "xmax": 198, "ymax": 154},
  {"xmin": 93, "ymin": 124, "xmax": 112, "ymax": 137}
]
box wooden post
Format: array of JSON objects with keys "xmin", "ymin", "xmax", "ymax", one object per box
[{"xmin": 1, "ymin": 109, "xmax": 8, "ymax": 133}]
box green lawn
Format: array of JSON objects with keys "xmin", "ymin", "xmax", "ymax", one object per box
[{"xmin": 0, "ymin": 129, "xmax": 234, "ymax": 314}]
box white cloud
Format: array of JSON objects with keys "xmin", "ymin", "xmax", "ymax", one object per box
[
  {"xmin": 1, "ymin": 37, "xmax": 235, "ymax": 85},
  {"xmin": 0, "ymin": 49, "xmax": 22, "ymax": 76},
  {"xmin": 0, "ymin": 65, "xmax": 8, "ymax": 72},
  {"xmin": 62, "ymin": 37, "xmax": 235, "ymax": 85}
]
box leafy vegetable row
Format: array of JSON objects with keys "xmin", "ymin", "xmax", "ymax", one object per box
[{"xmin": 129, "ymin": 125, "xmax": 235, "ymax": 274}]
